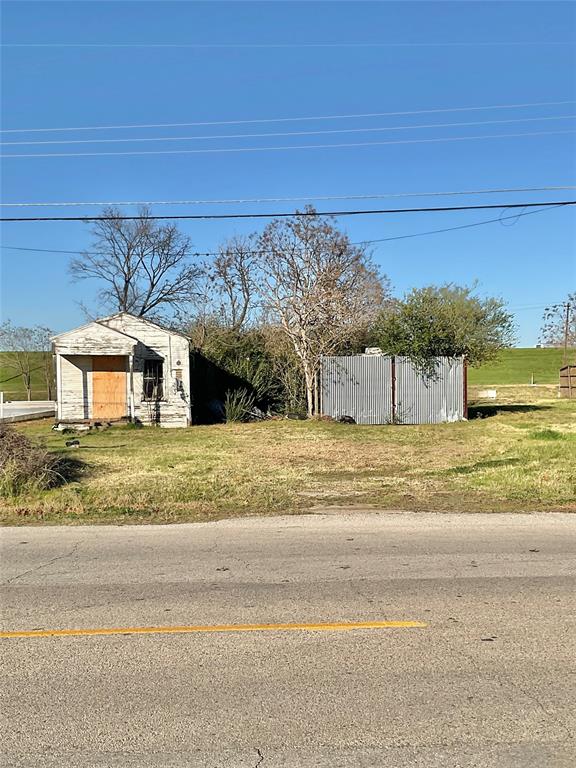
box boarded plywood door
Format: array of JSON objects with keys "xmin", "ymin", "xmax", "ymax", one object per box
[{"xmin": 92, "ymin": 356, "xmax": 127, "ymax": 420}]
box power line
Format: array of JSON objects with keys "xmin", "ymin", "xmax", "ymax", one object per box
[
  {"xmin": 510, "ymin": 303, "xmax": 564, "ymax": 311},
  {"xmin": 0, "ymin": 204, "xmax": 567, "ymax": 255},
  {"xmin": 2, "ymin": 100, "xmax": 573, "ymax": 134},
  {"xmin": 3, "ymin": 115, "xmax": 574, "ymax": 147},
  {"xmin": 2, "ymin": 200, "xmax": 575, "ymax": 223},
  {"xmin": 357, "ymin": 204, "xmax": 567, "ymax": 244},
  {"xmin": 2, "ymin": 185, "xmax": 574, "ymax": 209},
  {"xmin": 1, "ymin": 245, "xmax": 90, "ymax": 255},
  {"xmin": 3, "ymin": 41, "xmax": 573, "ymax": 49},
  {"xmin": 3, "ymin": 129, "xmax": 574, "ymax": 159}
]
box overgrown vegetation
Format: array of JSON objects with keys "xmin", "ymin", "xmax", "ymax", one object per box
[
  {"xmin": 1, "ymin": 390, "xmax": 573, "ymax": 524},
  {"xmin": 190, "ymin": 325, "xmax": 297, "ymax": 415},
  {"xmin": 186, "ymin": 208, "xmax": 389, "ymax": 417},
  {"xmin": 371, "ymin": 283, "xmax": 515, "ymax": 371},
  {"xmin": 0, "ymin": 424, "xmax": 82, "ymax": 498},
  {"xmin": 224, "ymin": 388, "xmax": 256, "ymax": 422}
]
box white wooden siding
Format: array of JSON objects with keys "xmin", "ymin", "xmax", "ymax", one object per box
[
  {"xmin": 58, "ymin": 355, "xmax": 93, "ymax": 421},
  {"xmin": 101, "ymin": 315, "xmax": 191, "ymax": 427},
  {"xmin": 53, "ymin": 322, "xmax": 136, "ymax": 356}
]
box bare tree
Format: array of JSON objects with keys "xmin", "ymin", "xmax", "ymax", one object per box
[
  {"xmin": 181, "ymin": 236, "xmax": 260, "ymax": 353},
  {"xmin": 0, "ymin": 323, "xmax": 53, "ymax": 401},
  {"xmin": 211, "ymin": 235, "xmax": 259, "ymax": 330},
  {"xmin": 70, "ymin": 207, "xmax": 202, "ymax": 318},
  {"xmin": 540, "ymin": 294, "xmax": 576, "ymax": 360},
  {"xmin": 257, "ymin": 207, "xmax": 390, "ymax": 416}
]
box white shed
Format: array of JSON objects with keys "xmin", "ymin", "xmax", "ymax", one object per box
[{"xmin": 52, "ymin": 313, "xmax": 191, "ymax": 427}]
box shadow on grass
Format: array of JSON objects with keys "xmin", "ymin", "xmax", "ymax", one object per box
[
  {"xmin": 468, "ymin": 404, "xmax": 553, "ymax": 419},
  {"xmin": 68, "ymin": 444, "xmax": 128, "ymax": 450},
  {"xmin": 52, "ymin": 455, "xmax": 87, "ymax": 485},
  {"xmin": 445, "ymin": 457, "xmax": 522, "ymax": 475}
]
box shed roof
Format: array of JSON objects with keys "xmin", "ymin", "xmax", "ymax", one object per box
[
  {"xmin": 52, "ymin": 321, "xmax": 139, "ymax": 356},
  {"xmin": 51, "ymin": 320, "xmax": 138, "ymax": 344},
  {"xmin": 98, "ymin": 312, "xmax": 190, "ymax": 341}
]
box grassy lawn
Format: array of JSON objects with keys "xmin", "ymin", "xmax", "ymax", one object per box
[
  {"xmin": 468, "ymin": 347, "xmax": 574, "ymax": 386},
  {"xmin": 2, "ymin": 386, "xmax": 574, "ymax": 524}
]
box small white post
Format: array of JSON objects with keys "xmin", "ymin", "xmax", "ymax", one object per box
[
  {"xmin": 0, "ymin": 391, "xmax": 4, "ymax": 421},
  {"xmin": 128, "ymin": 353, "xmax": 135, "ymax": 421}
]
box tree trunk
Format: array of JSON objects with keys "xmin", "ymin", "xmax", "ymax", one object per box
[
  {"xmin": 43, "ymin": 358, "xmax": 52, "ymax": 400},
  {"xmin": 303, "ymin": 366, "xmax": 314, "ymax": 418}
]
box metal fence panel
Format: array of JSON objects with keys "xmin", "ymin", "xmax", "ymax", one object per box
[
  {"xmin": 395, "ymin": 356, "xmax": 464, "ymax": 424},
  {"xmin": 321, "ymin": 355, "xmax": 464, "ymax": 424},
  {"xmin": 321, "ymin": 356, "xmax": 393, "ymax": 424}
]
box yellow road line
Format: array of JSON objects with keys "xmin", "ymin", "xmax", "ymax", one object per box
[{"xmin": 0, "ymin": 620, "xmax": 426, "ymax": 639}]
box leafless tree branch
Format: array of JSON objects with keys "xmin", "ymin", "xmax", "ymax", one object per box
[{"xmin": 69, "ymin": 206, "xmax": 202, "ymax": 318}]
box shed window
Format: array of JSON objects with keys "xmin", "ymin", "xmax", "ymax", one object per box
[{"xmin": 143, "ymin": 359, "xmax": 164, "ymax": 400}]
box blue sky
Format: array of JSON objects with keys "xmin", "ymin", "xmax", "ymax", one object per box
[{"xmin": 1, "ymin": 0, "xmax": 575, "ymax": 345}]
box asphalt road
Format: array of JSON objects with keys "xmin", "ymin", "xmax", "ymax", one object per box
[
  {"xmin": 0, "ymin": 400, "xmax": 55, "ymax": 423},
  {"xmin": 1, "ymin": 512, "xmax": 574, "ymax": 767}
]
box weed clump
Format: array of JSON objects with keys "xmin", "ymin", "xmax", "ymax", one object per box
[
  {"xmin": 529, "ymin": 429, "xmax": 566, "ymax": 441},
  {"xmin": 0, "ymin": 424, "xmax": 82, "ymax": 498}
]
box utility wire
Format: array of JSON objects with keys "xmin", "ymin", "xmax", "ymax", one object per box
[
  {"xmin": 3, "ymin": 114, "xmax": 574, "ymax": 146},
  {"xmin": 3, "ymin": 129, "xmax": 574, "ymax": 159},
  {"xmin": 509, "ymin": 303, "xmax": 564, "ymax": 310},
  {"xmin": 1, "ymin": 244, "xmax": 94, "ymax": 255},
  {"xmin": 3, "ymin": 41, "xmax": 573, "ymax": 49},
  {"xmin": 0, "ymin": 204, "xmax": 567, "ymax": 254},
  {"xmin": 2, "ymin": 100, "xmax": 573, "ymax": 134},
  {"xmin": 356, "ymin": 204, "xmax": 566, "ymax": 244},
  {"xmin": 2, "ymin": 185, "xmax": 574, "ymax": 208},
  {"xmin": 2, "ymin": 200, "xmax": 574, "ymax": 223}
]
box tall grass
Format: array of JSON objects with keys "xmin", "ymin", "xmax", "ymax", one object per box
[{"xmin": 224, "ymin": 388, "xmax": 256, "ymax": 422}]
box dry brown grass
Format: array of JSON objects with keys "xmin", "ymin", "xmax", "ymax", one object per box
[{"xmin": 467, "ymin": 383, "xmax": 559, "ymax": 405}]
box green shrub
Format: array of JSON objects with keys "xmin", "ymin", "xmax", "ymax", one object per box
[{"xmin": 224, "ymin": 388, "xmax": 256, "ymax": 423}]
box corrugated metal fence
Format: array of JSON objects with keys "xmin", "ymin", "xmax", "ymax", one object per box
[{"xmin": 321, "ymin": 355, "xmax": 466, "ymax": 424}]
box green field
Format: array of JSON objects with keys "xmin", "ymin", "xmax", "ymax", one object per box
[
  {"xmin": 0, "ymin": 352, "xmax": 54, "ymax": 400},
  {"xmin": 0, "ymin": 352, "xmax": 53, "ymax": 400},
  {"xmin": 467, "ymin": 347, "xmax": 574, "ymax": 386}
]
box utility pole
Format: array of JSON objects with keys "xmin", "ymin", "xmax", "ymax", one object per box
[{"xmin": 563, "ymin": 300, "xmax": 571, "ymax": 365}]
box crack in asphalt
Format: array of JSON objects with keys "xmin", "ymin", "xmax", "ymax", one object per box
[
  {"xmin": 442, "ymin": 634, "xmax": 574, "ymax": 743},
  {"xmin": 253, "ymin": 747, "xmax": 264, "ymax": 767},
  {"xmin": 3, "ymin": 541, "xmax": 81, "ymax": 586},
  {"xmin": 500, "ymin": 675, "xmax": 574, "ymax": 743}
]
